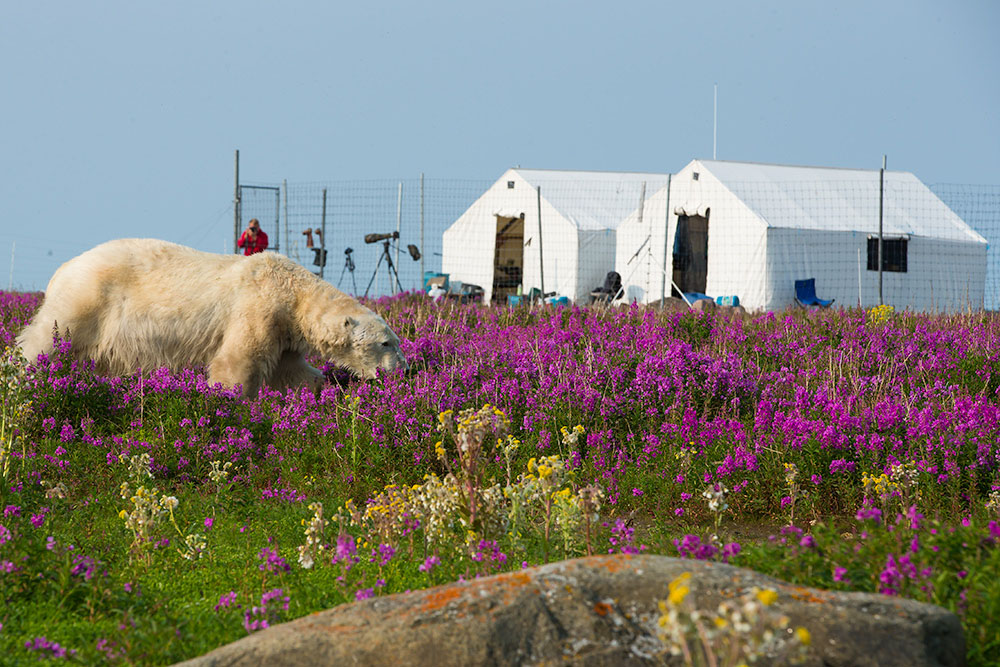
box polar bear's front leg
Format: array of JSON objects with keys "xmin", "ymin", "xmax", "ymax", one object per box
[
  {"xmin": 207, "ymin": 340, "xmax": 264, "ymax": 397},
  {"xmin": 267, "ymin": 351, "xmax": 326, "ymax": 394}
]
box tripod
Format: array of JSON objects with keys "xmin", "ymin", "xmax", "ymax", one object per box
[
  {"xmin": 364, "ymin": 240, "xmax": 404, "ymax": 298},
  {"xmin": 339, "ymin": 249, "xmax": 358, "ymax": 294}
]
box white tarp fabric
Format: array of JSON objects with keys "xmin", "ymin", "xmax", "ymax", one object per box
[
  {"xmin": 615, "ymin": 159, "xmax": 987, "ymax": 313},
  {"xmin": 443, "ymin": 168, "xmax": 669, "ymax": 303}
]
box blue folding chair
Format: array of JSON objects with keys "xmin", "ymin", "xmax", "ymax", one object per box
[{"xmin": 794, "ymin": 278, "xmax": 835, "ymax": 308}]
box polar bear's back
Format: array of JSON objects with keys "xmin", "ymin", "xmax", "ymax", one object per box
[{"xmin": 20, "ymin": 239, "xmax": 264, "ymax": 373}]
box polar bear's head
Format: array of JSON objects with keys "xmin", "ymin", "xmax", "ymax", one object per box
[{"xmin": 335, "ymin": 312, "xmax": 408, "ymax": 379}]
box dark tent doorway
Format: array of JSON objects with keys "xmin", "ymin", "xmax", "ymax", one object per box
[
  {"xmin": 492, "ymin": 213, "xmax": 524, "ymax": 304},
  {"xmin": 671, "ymin": 211, "xmax": 709, "ymax": 297}
]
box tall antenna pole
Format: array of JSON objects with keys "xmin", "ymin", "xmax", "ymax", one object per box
[{"xmin": 713, "ymin": 83, "xmax": 718, "ymax": 160}]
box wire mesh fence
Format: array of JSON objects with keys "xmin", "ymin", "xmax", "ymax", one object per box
[{"xmin": 243, "ymin": 172, "xmax": 1000, "ymax": 313}]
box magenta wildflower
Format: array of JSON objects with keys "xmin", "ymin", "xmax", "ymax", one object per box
[
  {"xmin": 215, "ymin": 591, "xmax": 239, "ymax": 611},
  {"xmin": 258, "ymin": 547, "xmax": 291, "ymax": 573},
  {"xmin": 204, "ymin": 517, "xmax": 214, "ymax": 530},
  {"xmin": 29, "ymin": 508, "xmax": 49, "ymax": 528},
  {"xmin": 334, "ymin": 534, "xmax": 357, "ymax": 562},
  {"xmin": 419, "ymin": 555, "xmax": 441, "ymax": 573},
  {"xmin": 355, "ymin": 587, "xmax": 375, "ymax": 601}
]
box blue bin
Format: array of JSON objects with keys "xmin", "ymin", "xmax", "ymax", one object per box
[
  {"xmin": 715, "ymin": 295, "xmax": 740, "ymax": 307},
  {"xmin": 507, "ymin": 295, "xmax": 522, "ymax": 306}
]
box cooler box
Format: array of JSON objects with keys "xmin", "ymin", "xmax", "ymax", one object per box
[{"xmin": 715, "ymin": 295, "xmax": 740, "ymax": 307}]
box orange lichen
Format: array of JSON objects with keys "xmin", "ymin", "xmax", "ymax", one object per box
[
  {"xmin": 593, "ymin": 602, "xmax": 613, "ymax": 617},
  {"xmin": 418, "ymin": 585, "xmax": 465, "ymax": 613}
]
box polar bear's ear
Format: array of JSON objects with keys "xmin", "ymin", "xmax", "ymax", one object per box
[{"xmin": 344, "ymin": 317, "xmax": 357, "ymax": 329}]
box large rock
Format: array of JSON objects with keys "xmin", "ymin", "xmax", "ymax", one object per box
[{"xmin": 176, "ymin": 555, "xmax": 964, "ymax": 667}]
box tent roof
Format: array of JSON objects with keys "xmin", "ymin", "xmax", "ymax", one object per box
[
  {"xmin": 512, "ymin": 168, "xmax": 670, "ymax": 231},
  {"xmin": 691, "ymin": 160, "xmax": 985, "ymax": 244}
]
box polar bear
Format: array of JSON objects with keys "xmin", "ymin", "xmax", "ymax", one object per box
[{"xmin": 16, "ymin": 238, "xmax": 408, "ymax": 396}]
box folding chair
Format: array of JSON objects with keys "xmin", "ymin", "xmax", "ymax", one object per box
[{"xmin": 794, "ymin": 278, "xmax": 835, "ymax": 308}]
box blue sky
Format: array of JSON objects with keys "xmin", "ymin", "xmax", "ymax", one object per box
[{"xmin": 2, "ymin": 1, "xmax": 998, "ymax": 290}]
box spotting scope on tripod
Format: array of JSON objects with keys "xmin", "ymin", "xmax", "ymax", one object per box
[
  {"xmin": 362, "ymin": 231, "xmax": 422, "ymax": 298},
  {"xmin": 363, "ymin": 231, "xmax": 404, "ymax": 298}
]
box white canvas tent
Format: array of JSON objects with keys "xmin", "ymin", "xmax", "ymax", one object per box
[
  {"xmin": 616, "ymin": 159, "xmax": 988, "ymax": 312},
  {"xmin": 443, "ymin": 168, "xmax": 669, "ymax": 304}
]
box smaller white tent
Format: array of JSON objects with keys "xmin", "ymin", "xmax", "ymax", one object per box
[
  {"xmin": 616, "ymin": 159, "xmax": 987, "ymax": 312},
  {"xmin": 443, "ymin": 168, "xmax": 669, "ymax": 304}
]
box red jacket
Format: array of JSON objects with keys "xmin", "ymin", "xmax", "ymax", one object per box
[{"xmin": 237, "ymin": 229, "xmax": 269, "ymax": 256}]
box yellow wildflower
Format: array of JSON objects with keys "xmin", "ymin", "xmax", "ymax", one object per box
[
  {"xmin": 795, "ymin": 626, "xmax": 811, "ymax": 646},
  {"xmin": 756, "ymin": 589, "xmax": 778, "ymax": 606},
  {"xmin": 668, "ymin": 584, "xmax": 690, "ymax": 606}
]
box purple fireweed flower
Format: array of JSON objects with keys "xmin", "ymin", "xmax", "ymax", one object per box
[
  {"xmin": 24, "ymin": 636, "xmax": 74, "ymax": 659},
  {"xmin": 334, "ymin": 534, "xmax": 357, "ymax": 562},
  {"xmin": 3, "ymin": 505, "xmax": 20, "ymax": 518},
  {"xmin": 856, "ymin": 506, "xmax": 882, "ymax": 523},
  {"xmin": 204, "ymin": 517, "xmax": 214, "ymax": 530},
  {"xmin": 0, "ymin": 525, "xmax": 11, "ymax": 547},
  {"xmin": 989, "ymin": 521, "xmax": 1000, "ymax": 541},
  {"xmin": 879, "ymin": 554, "xmax": 902, "ymax": 596},
  {"xmin": 375, "ymin": 543, "xmax": 396, "ymax": 567},
  {"xmin": 607, "ymin": 518, "xmax": 645, "ymax": 555},
  {"xmin": 258, "ymin": 547, "xmax": 291, "ymax": 573},
  {"xmin": 355, "ymin": 587, "xmax": 375, "ymax": 601},
  {"xmin": 30, "ymin": 508, "xmax": 49, "ymax": 528},
  {"xmin": 419, "ymin": 555, "xmax": 441, "ymax": 573},
  {"xmin": 833, "ymin": 567, "xmax": 849, "ymax": 583},
  {"xmin": 800, "ymin": 534, "xmax": 816, "ymax": 549}
]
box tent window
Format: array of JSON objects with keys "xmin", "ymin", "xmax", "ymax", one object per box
[{"xmin": 866, "ymin": 237, "xmax": 907, "ymax": 273}]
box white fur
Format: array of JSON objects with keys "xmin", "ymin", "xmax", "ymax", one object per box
[{"xmin": 17, "ymin": 239, "xmax": 408, "ymax": 395}]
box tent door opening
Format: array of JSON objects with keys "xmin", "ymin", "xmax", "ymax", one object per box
[
  {"xmin": 492, "ymin": 213, "xmax": 524, "ymax": 304},
  {"xmin": 671, "ymin": 212, "xmax": 709, "ymax": 297}
]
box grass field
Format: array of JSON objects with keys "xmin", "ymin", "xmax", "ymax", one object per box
[{"xmin": 1, "ymin": 291, "xmax": 999, "ymax": 664}]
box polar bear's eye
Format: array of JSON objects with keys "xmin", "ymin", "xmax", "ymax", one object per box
[{"xmin": 381, "ymin": 341, "xmax": 392, "ymax": 347}]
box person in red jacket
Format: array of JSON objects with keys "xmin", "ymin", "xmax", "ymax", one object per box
[{"xmin": 237, "ymin": 219, "xmax": 269, "ymax": 255}]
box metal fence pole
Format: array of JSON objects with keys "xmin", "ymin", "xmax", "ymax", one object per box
[
  {"xmin": 537, "ymin": 186, "xmax": 546, "ymax": 300},
  {"xmin": 273, "ymin": 187, "xmax": 281, "ymax": 252},
  {"xmin": 638, "ymin": 181, "xmax": 648, "ymax": 299},
  {"xmin": 395, "ymin": 182, "xmax": 402, "ymax": 271},
  {"xmin": 420, "ymin": 173, "xmax": 425, "ymax": 290},
  {"xmin": 282, "ymin": 178, "xmax": 289, "ymax": 256},
  {"xmin": 660, "ymin": 174, "xmax": 672, "ymax": 303},
  {"xmin": 233, "ymin": 149, "xmax": 240, "ymax": 254},
  {"xmin": 878, "ymin": 155, "xmax": 886, "ymax": 305},
  {"xmin": 320, "ymin": 188, "xmax": 327, "ymax": 280}
]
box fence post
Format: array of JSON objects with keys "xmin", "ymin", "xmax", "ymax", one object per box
[
  {"xmin": 320, "ymin": 188, "xmax": 327, "ymax": 280},
  {"xmin": 878, "ymin": 155, "xmax": 886, "ymax": 305},
  {"xmin": 233, "ymin": 149, "xmax": 240, "ymax": 254},
  {"xmin": 420, "ymin": 173, "xmax": 425, "ymax": 290},
  {"xmin": 537, "ymin": 186, "xmax": 546, "ymax": 301},
  {"xmin": 660, "ymin": 174, "xmax": 672, "ymax": 304},
  {"xmin": 282, "ymin": 179, "xmax": 289, "ymax": 256},
  {"xmin": 396, "ymin": 182, "xmax": 402, "ymax": 273},
  {"xmin": 638, "ymin": 182, "xmax": 648, "ymax": 299}
]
